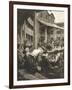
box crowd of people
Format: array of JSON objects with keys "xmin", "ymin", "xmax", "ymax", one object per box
[{"xmin": 17, "ymin": 37, "xmax": 64, "ymax": 80}]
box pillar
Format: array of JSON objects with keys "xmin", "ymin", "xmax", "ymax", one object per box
[
  {"xmin": 34, "ymin": 12, "xmax": 39, "ymax": 49},
  {"xmin": 44, "ymin": 27, "xmax": 48, "ymax": 43}
]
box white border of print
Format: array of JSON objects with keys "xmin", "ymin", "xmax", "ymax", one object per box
[{"xmin": 13, "ymin": 4, "xmax": 68, "ymax": 86}]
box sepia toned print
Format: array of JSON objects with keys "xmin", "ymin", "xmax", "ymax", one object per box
[{"xmin": 17, "ymin": 9, "xmax": 64, "ymax": 80}]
